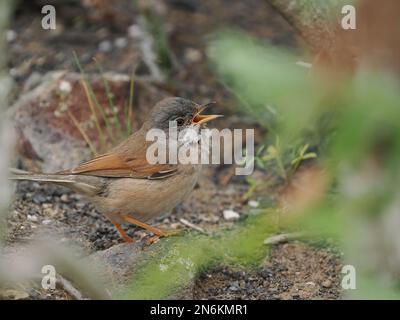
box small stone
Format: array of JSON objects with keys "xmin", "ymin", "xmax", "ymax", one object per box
[
  {"xmin": 23, "ymin": 71, "xmax": 43, "ymax": 91},
  {"xmin": 223, "ymin": 210, "xmax": 240, "ymax": 220},
  {"xmin": 0, "ymin": 289, "xmax": 29, "ymax": 300},
  {"xmin": 98, "ymin": 40, "xmax": 112, "ymax": 52},
  {"xmin": 6, "ymin": 30, "xmax": 17, "ymax": 42},
  {"xmin": 259, "ymin": 268, "xmax": 273, "ymax": 279},
  {"xmin": 228, "ymin": 281, "xmax": 240, "ymax": 292},
  {"xmin": 279, "ymin": 292, "xmax": 293, "ymax": 299},
  {"xmin": 184, "ymin": 48, "xmax": 202, "ymax": 63},
  {"xmin": 27, "ymin": 215, "xmax": 38, "ymax": 222},
  {"xmin": 42, "ymin": 219, "xmax": 52, "ymax": 225},
  {"xmin": 114, "ymin": 37, "xmax": 127, "ymax": 49},
  {"xmin": 58, "ymin": 80, "xmax": 72, "ymax": 94},
  {"xmin": 248, "ymin": 200, "xmax": 259, "ymax": 208},
  {"xmin": 9, "ymin": 68, "xmax": 17, "ymax": 77},
  {"xmin": 322, "ymin": 280, "xmax": 332, "ymax": 288},
  {"xmin": 33, "ymin": 194, "xmax": 46, "ymax": 204},
  {"xmin": 128, "ymin": 24, "xmax": 143, "ymax": 39},
  {"xmin": 60, "ymin": 194, "xmax": 70, "ymax": 203}
]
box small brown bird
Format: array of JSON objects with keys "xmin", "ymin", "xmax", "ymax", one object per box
[{"xmin": 11, "ymin": 97, "xmax": 221, "ymax": 243}]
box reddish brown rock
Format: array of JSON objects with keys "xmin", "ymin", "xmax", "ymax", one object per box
[{"xmin": 10, "ymin": 71, "xmax": 168, "ymax": 172}]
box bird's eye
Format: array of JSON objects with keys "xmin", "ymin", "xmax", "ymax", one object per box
[{"xmin": 175, "ymin": 117, "xmax": 185, "ymax": 126}]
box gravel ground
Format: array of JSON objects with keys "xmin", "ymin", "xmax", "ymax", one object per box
[{"xmin": 195, "ymin": 243, "xmax": 342, "ymax": 300}]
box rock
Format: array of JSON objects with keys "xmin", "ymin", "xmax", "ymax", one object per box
[
  {"xmin": 98, "ymin": 40, "xmax": 112, "ymax": 53},
  {"xmin": 33, "ymin": 194, "xmax": 47, "ymax": 204},
  {"xmin": 259, "ymin": 268, "xmax": 273, "ymax": 279},
  {"xmin": 114, "ymin": 37, "xmax": 128, "ymax": 49},
  {"xmin": 6, "ymin": 30, "xmax": 17, "ymax": 42},
  {"xmin": 87, "ymin": 241, "xmax": 195, "ymax": 299},
  {"xmin": 223, "ymin": 209, "xmax": 240, "ymax": 221},
  {"xmin": 58, "ymin": 80, "xmax": 72, "ymax": 94},
  {"xmin": 0, "ymin": 288, "xmax": 29, "ymax": 300},
  {"xmin": 88, "ymin": 243, "xmax": 144, "ymax": 286},
  {"xmin": 184, "ymin": 48, "xmax": 202, "ymax": 63},
  {"xmin": 279, "ymin": 292, "xmax": 293, "ymax": 300},
  {"xmin": 228, "ymin": 281, "xmax": 240, "ymax": 292},
  {"xmin": 10, "ymin": 71, "xmax": 169, "ymax": 172},
  {"xmin": 248, "ymin": 200, "xmax": 259, "ymax": 208},
  {"xmin": 128, "ymin": 24, "xmax": 144, "ymax": 39},
  {"xmin": 23, "ymin": 71, "xmax": 43, "ymax": 92},
  {"xmin": 27, "ymin": 215, "xmax": 38, "ymax": 222},
  {"xmin": 60, "ymin": 194, "xmax": 70, "ymax": 203},
  {"xmin": 322, "ymin": 280, "xmax": 332, "ymax": 288}
]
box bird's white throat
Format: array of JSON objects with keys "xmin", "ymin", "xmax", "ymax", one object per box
[{"xmin": 178, "ymin": 125, "xmax": 202, "ymax": 147}]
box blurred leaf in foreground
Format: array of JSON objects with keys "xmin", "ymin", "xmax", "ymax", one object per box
[
  {"xmin": 120, "ymin": 209, "xmax": 278, "ymax": 299},
  {"xmin": 208, "ymin": 26, "xmax": 400, "ymax": 298}
]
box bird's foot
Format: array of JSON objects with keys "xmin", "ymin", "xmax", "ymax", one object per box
[
  {"xmin": 159, "ymin": 228, "xmax": 183, "ymax": 237},
  {"xmin": 122, "ymin": 234, "xmax": 135, "ymax": 243},
  {"xmin": 143, "ymin": 228, "xmax": 183, "ymax": 246},
  {"xmin": 111, "ymin": 219, "xmax": 135, "ymax": 243}
]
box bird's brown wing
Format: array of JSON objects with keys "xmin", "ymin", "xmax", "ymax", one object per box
[
  {"xmin": 69, "ymin": 134, "xmax": 177, "ymax": 179},
  {"xmin": 70, "ymin": 152, "xmax": 177, "ymax": 179}
]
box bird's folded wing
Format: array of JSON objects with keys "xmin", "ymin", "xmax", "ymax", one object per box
[{"xmin": 69, "ymin": 153, "xmax": 177, "ymax": 179}]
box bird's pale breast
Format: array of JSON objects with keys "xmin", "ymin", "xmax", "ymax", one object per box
[{"xmin": 92, "ymin": 164, "xmax": 201, "ymax": 222}]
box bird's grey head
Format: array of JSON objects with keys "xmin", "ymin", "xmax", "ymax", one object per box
[
  {"xmin": 146, "ymin": 97, "xmax": 200, "ymax": 131},
  {"xmin": 142, "ymin": 97, "xmax": 221, "ymax": 133}
]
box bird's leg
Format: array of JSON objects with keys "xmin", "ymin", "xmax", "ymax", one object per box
[
  {"xmin": 110, "ymin": 219, "xmax": 134, "ymax": 243},
  {"xmin": 122, "ymin": 215, "xmax": 181, "ymax": 244}
]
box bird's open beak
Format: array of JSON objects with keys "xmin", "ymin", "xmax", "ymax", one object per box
[{"xmin": 192, "ymin": 102, "xmax": 223, "ymax": 125}]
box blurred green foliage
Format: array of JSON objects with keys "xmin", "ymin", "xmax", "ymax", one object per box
[
  {"xmin": 209, "ymin": 30, "xmax": 400, "ymax": 299},
  {"xmin": 120, "ymin": 209, "xmax": 278, "ymax": 299}
]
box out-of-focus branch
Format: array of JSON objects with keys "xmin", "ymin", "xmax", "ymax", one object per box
[
  {"xmin": 265, "ymin": 0, "xmax": 344, "ymax": 53},
  {"xmin": 0, "ymin": 240, "xmax": 110, "ymax": 299},
  {"xmin": 0, "ymin": 0, "xmax": 15, "ymax": 238}
]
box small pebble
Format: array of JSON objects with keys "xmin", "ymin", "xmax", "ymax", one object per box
[
  {"xmin": 60, "ymin": 194, "xmax": 70, "ymax": 203},
  {"xmin": 322, "ymin": 280, "xmax": 332, "ymax": 288},
  {"xmin": 33, "ymin": 194, "xmax": 46, "ymax": 204},
  {"xmin": 248, "ymin": 200, "xmax": 259, "ymax": 208},
  {"xmin": 42, "ymin": 219, "xmax": 52, "ymax": 225},
  {"xmin": 6, "ymin": 30, "xmax": 17, "ymax": 42},
  {"xmin": 98, "ymin": 40, "xmax": 112, "ymax": 52},
  {"xmin": 128, "ymin": 24, "xmax": 143, "ymax": 39},
  {"xmin": 184, "ymin": 48, "xmax": 202, "ymax": 63},
  {"xmin": 228, "ymin": 281, "xmax": 240, "ymax": 292},
  {"xmin": 27, "ymin": 214, "xmax": 38, "ymax": 222},
  {"xmin": 259, "ymin": 268, "xmax": 273, "ymax": 279},
  {"xmin": 58, "ymin": 80, "xmax": 72, "ymax": 94},
  {"xmin": 223, "ymin": 210, "xmax": 240, "ymax": 220},
  {"xmin": 114, "ymin": 37, "xmax": 127, "ymax": 49}
]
